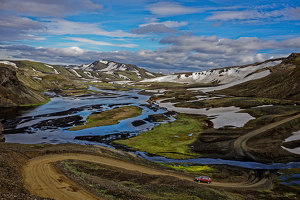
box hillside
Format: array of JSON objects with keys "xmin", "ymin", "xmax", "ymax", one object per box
[
  {"xmin": 0, "ymin": 63, "xmax": 48, "ymax": 107},
  {"xmin": 141, "ymin": 58, "xmax": 282, "ymax": 85},
  {"xmin": 0, "ymin": 59, "xmax": 162, "ymax": 107},
  {"xmin": 0, "ymin": 61, "xmax": 86, "ymax": 107},
  {"xmin": 215, "ymin": 53, "xmax": 300, "ymax": 101}
]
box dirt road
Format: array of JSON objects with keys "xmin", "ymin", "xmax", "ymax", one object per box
[
  {"xmin": 233, "ymin": 113, "xmax": 300, "ymax": 159},
  {"xmin": 23, "ymin": 153, "xmax": 271, "ymax": 200}
]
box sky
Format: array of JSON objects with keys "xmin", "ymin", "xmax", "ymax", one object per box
[{"xmin": 0, "ymin": 0, "xmax": 299, "ymax": 73}]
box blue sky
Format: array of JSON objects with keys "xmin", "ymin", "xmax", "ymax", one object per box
[{"xmin": 0, "ymin": 0, "xmax": 299, "ymax": 72}]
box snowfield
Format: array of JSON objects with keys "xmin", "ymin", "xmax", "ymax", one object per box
[
  {"xmin": 141, "ymin": 60, "xmax": 282, "ymax": 85},
  {"xmin": 189, "ymin": 70, "xmax": 271, "ymax": 92}
]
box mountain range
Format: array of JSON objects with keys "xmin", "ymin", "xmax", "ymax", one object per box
[{"xmin": 0, "ymin": 53, "xmax": 299, "ymax": 107}]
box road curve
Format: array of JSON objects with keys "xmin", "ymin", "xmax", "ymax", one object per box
[
  {"xmin": 233, "ymin": 113, "xmax": 300, "ymax": 159},
  {"xmin": 23, "ymin": 153, "xmax": 271, "ymax": 200}
]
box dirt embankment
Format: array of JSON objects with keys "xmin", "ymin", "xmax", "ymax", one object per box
[{"xmin": 0, "ymin": 121, "xmax": 4, "ymax": 142}]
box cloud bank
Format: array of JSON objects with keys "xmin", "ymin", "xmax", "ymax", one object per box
[{"xmin": 1, "ymin": 35, "xmax": 299, "ymax": 72}]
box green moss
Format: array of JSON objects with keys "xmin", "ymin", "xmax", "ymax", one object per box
[
  {"xmin": 115, "ymin": 114, "xmax": 206, "ymax": 159},
  {"xmin": 65, "ymin": 162, "xmax": 83, "ymax": 175},
  {"xmin": 163, "ymin": 164, "xmax": 216, "ymax": 174},
  {"xmin": 69, "ymin": 106, "xmax": 142, "ymax": 131}
]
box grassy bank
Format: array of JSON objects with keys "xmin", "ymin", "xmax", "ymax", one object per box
[
  {"xmin": 69, "ymin": 106, "xmax": 142, "ymax": 131},
  {"xmin": 115, "ymin": 114, "xmax": 207, "ymax": 159},
  {"xmin": 162, "ymin": 164, "xmax": 216, "ymax": 176}
]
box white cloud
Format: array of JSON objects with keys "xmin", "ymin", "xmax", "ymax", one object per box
[
  {"xmin": 0, "ymin": 15, "xmax": 45, "ymax": 40},
  {"xmin": 65, "ymin": 37, "xmax": 138, "ymax": 48},
  {"xmin": 0, "ymin": 0, "xmax": 103, "ymax": 17},
  {"xmin": 207, "ymin": 7, "xmax": 300, "ymax": 21},
  {"xmin": 131, "ymin": 20, "xmax": 188, "ymax": 34},
  {"xmin": 46, "ymin": 19, "xmax": 138, "ymax": 38},
  {"xmin": 140, "ymin": 21, "xmax": 188, "ymax": 28},
  {"xmin": 147, "ymin": 2, "xmax": 200, "ymax": 16},
  {"xmin": 1, "ymin": 35, "xmax": 299, "ymax": 72},
  {"xmin": 131, "ymin": 24, "xmax": 177, "ymax": 34}
]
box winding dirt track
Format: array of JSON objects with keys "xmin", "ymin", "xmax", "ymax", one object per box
[
  {"xmin": 23, "ymin": 153, "xmax": 270, "ymax": 200},
  {"xmin": 233, "ymin": 113, "xmax": 300, "ymax": 159}
]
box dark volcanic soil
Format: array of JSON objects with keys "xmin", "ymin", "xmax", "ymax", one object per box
[{"xmin": 191, "ymin": 117, "xmax": 300, "ymax": 163}]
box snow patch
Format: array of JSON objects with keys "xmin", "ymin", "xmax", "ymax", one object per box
[
  {"xmin": 187, "ymin": 70, "xmax": 271, "ymax": 92},
  {"xmin": 118, "ymin": 64, "xmax": 127, "ymax": 71},
  {"xmin": 281, "ymin": 146, "xmax": 300, "ymax": 155},
  {"xmin": 132, "ymin": 70, "xmax": 142, "ymax": 78},
  {"xmin": 119, "ymin": 74, "xmax": 130, "ymax": 80},
  {"xmin": 81, "ymin": 64, "xmax": 93, "ymax": 71},
  {"xmin": 33, "ymin": 77, "xmax": 42, "ymax": 81},
  {"xmin": 146, "ymin": 72, "xmax": 155, "ymax": 77},
  {"xmin": 100, "ymin": 62, "xmax": 118, "ymax": 72},
  {"xmin": 99, "ymin": 60, "xmax": 108, "ymax": 64},
  {"xmin": 0, "ymin": 61, "xmax": 18, "ymax": 68},
  {"xmin": 284, "ymin": 130, "xmax": 300, "ymax": 142},
  {"xmin": 70, "ymin": 69, "xmax": 82, "ymax": 77},
  {"xmin": 44, "ymin": 64, "xmax": 59, "ymax": 74},
  {"xmin": 84, "ymin": 71, "xmax": 94, "ymax": 78}
]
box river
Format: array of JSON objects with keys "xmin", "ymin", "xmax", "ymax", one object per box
[{"xmin": 1, "ymin": 87, "xmax": 300, "ymax": 173}]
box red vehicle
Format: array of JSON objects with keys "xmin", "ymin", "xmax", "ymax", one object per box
[{"xmin": 194, "ymin": 176, "xmax": 212, "ymax": 184}]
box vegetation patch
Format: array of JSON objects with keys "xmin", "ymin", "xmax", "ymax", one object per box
[
  {"xmin": 57, "ymin": 89, "xmax": 101, "ymax": 96},
  {"xmin": 163, "ymin": 164, "xmax": 216, "ymax": 175},
  {"xmin": 69, "ymin": 106, "xmax": 142, "ymax": 131},
  {"xmin": 175, "ymin": 97, "xmax": 295, "ymax": 109},
  {"xmin": 115, "ymin": 114, "xmax": 207, "ymax": 159}
]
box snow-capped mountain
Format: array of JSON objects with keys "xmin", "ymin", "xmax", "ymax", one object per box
[
  {"xmin": 73, "ymin": 60, "xmax": 158, "ymax": 81},
  {"xmin": 141, "ymin": 58, "xmax": 283, "ymax": 86}
]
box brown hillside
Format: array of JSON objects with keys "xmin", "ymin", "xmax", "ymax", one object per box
[
  {"xmin": 0, "ymin": 64, "xmax": 47, "ymax": 107},
  {"xmin": 216, "ymin": 53, "xmax": 300, "ymax": 101}
]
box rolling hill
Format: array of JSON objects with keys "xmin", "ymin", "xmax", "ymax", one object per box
[
  {"xmin": 0, "ymin": 59, "xmax": 161, "ymax": 107},
  {"xmin": 215, "ymin": 53, "xmax": 300, "ymax": 101}
]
